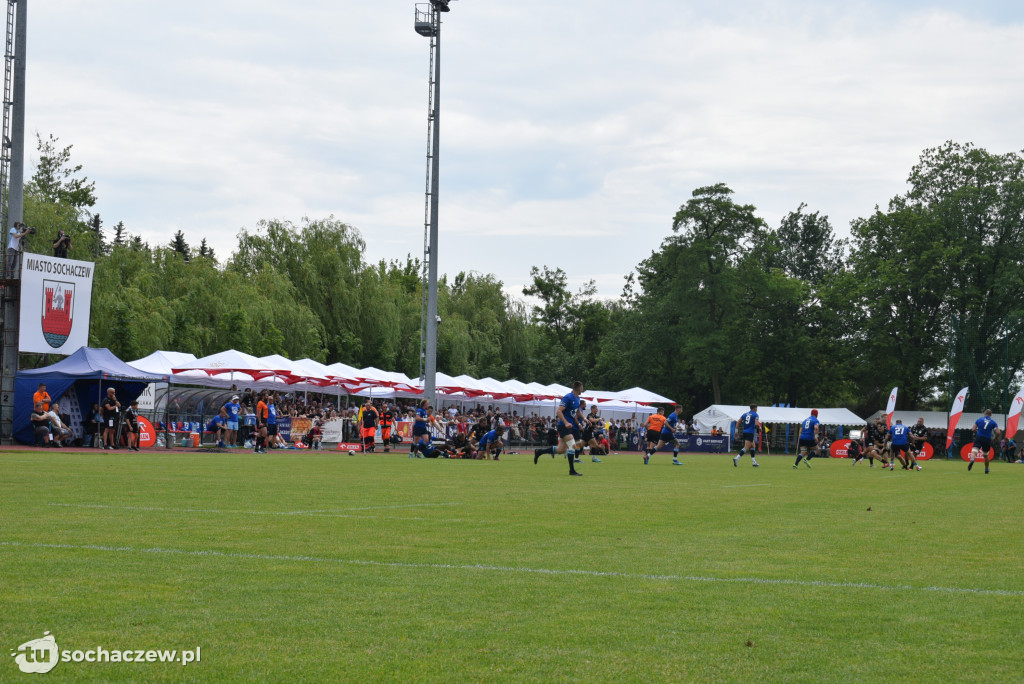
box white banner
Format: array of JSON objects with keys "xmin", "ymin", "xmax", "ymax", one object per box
[
  {"xmin": 18, "ymin": 254, "xmax": 95, "ymax": 355},
  {"xmin": 946, "ymin": 386, "xmax": 969, "ymax": 448},
  {"xmin": 1005, "ymin": 388, "xmax": 1024, "ymax": 438},
  {"xmin": 885, "ymin": 386, "xmax": 898, "ymax": 428}
]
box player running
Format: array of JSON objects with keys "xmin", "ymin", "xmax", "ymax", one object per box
[
  {"xmin": 582, "ymin": 404, "xmax": 604, "ymax": 463},
  {"xmin": 968, "ymin": 409, "xmax": 1001, "ymax": 474},
  {"xmin": 889, "ymin": 419, "xmax": 918, "ymax": 470},
  {"xmin": 533, "ymin": 380, "xmax": 584, "ymax": 476},
  {"xmin": 857, "ymin": 418, "xmax": 892, "ymax": 468},
  {"xmin": 733, "ymin": 404, "xmax": 761, "ymax": 467},
  {"xmin": 646, "ymin": 404, "xmax": 684, "ymax": 465},
  {"xmin": 409, "ymin": 399, "xmax": 442, "ymax": 458},
  {"xmin": 908, "ymin": 417, "xmax": 928, "ymax": 468},
  {"xmin": 793, "ymin": 409, "xmax": 819, "ymax": 469}
]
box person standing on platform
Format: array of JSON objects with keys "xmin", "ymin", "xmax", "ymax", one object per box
[{"xmin": 6, "ymin": 222, "xmax": 30, "ymax": 274}]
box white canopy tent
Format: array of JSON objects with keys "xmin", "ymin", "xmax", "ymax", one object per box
[
  {"xmin": 693, "ymin": 405, "xmax": 865, "ymax": 433},
  {"xmin": 128, "ymin": 351, "xmax": 201, "ymax": 382}
]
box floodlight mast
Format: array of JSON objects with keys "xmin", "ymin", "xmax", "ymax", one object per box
[{"xmin": 414, "ymin": 0, "xmax": 452, "ymax": 401}]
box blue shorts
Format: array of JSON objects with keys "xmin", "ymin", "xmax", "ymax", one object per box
[
  {"xmin": 973, "ymin": 436, "xmax": 992, "ymax": 452},
  {"xmin": 226, "ymin": 420, "xmax": 238, "ymax": 431}
]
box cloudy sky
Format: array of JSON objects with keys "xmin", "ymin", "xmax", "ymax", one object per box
[{"xmin": 27, "ymin": 0, "xmax": 1024, "ymax": 298}]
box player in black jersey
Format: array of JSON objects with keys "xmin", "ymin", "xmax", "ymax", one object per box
[{"xmin": 908, "ymin": 417, "xmax": 928, "ymax": 470}]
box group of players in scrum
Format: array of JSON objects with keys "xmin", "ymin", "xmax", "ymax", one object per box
[{"xmin": 733, "ymin": 404, "xmax": 1004, "ymax": 474}]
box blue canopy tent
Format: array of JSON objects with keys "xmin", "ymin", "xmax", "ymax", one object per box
[{"xmin": 14, "ymin": 347, "xmax": 167, "ymax": 444}]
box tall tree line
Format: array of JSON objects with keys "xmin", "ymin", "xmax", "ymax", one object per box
[{"xmin": 20, "ymin": 135, "xmax": 1024, "ymax": 412}]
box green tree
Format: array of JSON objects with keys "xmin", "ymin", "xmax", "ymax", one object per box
[{"xmin": 848, "ymin": 142, "xmax": 1024, "ymax": 412}]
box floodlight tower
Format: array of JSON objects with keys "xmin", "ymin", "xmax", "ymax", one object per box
[
  {"xmin": 0, "ymin": 0, "xmax": 26, "ymax": 444},
  {"xmin": 414, "ymin": 0, "xmax": 451, "ymax": 401}
]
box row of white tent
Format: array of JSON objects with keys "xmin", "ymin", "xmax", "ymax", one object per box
[{"xmin": 126, "ymin": 349, "xmax": 668, "ymax": 418}]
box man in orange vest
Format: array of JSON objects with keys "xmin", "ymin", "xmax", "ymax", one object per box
[{"xmin": 33, "ymin": 383, "xmax": 51, "ymax": 412}]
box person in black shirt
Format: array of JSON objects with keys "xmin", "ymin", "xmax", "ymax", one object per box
[
  {"xmin": 124, "ymin": 400, "xmax": 140, "ymax": 451},
  {"xmin": 52, "ymin": 230, "xmax": 71, "ymax": 258},
  {"xmin": 908, "ymin": 417, "xmax": 928, "ymax": 470},
  {"xmin": 102, "ymin": 387, "xmax": 121, "ymax": 450},
  {"xmin": 31, "ymin": 401, "xmax": 51, "ymax": 447}
]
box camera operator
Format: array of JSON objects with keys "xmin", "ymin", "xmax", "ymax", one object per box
[
  {"xmin": 6, "ymin": 222, "xmax": 32, "ymax": 274},
  {"xmin": 53, "ymin": 229, "xmax": 71, "ymax": 259}
]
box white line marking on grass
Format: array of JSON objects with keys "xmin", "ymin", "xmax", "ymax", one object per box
[
  {"xmin": 284, "ymin": 503, "xmax": 462, "ymax": 513},
  {"xmin": 722, "ymin": 484, "xmax": 772, "ymax": 489},
  {"xmin": 46, "ymin": 503, "xmax": 467, "ymax": 522},
  {"xmin": 2, "ymin": 541, "xmax": 1020, "ymax": 598}
]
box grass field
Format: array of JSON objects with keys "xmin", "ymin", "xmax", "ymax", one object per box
[{"xmin": 2, "ymin": 447, "xmax": 1023, "ymax": 682}]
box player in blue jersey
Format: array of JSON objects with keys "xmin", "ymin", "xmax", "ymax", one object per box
[
  {"xmin": 478, "ymin": 426, "xmax": 505, "ymax": 460},
  {"xmin": 266, "ymin": 394, "xmax": 280, "ymax": 449},
  {"xmin": 534, "ymin": 380, "xmax": 584, "ymax": 476},
  {"xmin": 647, "ymin": 404, "xmax": 684, "ymax": 465},
  {"xmin": 793, "ymin": 409, "xmax": 819, "ymax": 469},
  {"xmin": 968, "ymin": 409, "xmax": 1001, "ymax": 474},
  {"xmin": 223, "ymin": 395, "xmax": 241, "ymax": 447},
  {"xmin": 207, "ymin": 407, "xmax": 228, "ymax": 448},
  {"xmin": 733, "ymin": 404, "xmax": 761, "ymax": 467},
  {"xmin": 889, "ymin": 419, "xmax": 919, "ymax": 471},
  {"xmin": 410, "ymin": 398, "xmax": 442, "ymax": 459}
]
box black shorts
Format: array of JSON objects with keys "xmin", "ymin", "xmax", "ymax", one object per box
[
  {"xmin": 973, "ymin": 436, "xmax": 992, "ymax": 452},
  {"xmin": 891, "ymin": 443, "xmax": 908, "ymax": 456},
  {"xmin": 847, "ymin": 443, "xmax": 861, "ymax": 459},
  {"xmin": 798, "ymin": 438, "xmax": 817, "ymax": 451},
  {"xmin": 742, "ymin": 433, "xmax": 755, "ymax": 444},
  {"xmin": 557, "ymin": 424, "xmax": 574, "ymax": 438},
  {"xmin": 658, "ymin": 430, "xmax": 677, "ymax": 444},
  {"xmin": 413, "ymin": 425, "xmax": 430, "ymax": 437},
  {"xmin": 582, "ymin": 428, "xmax": 594, "ymax": 442},
  {"xmin": 267, "ymin": 424, "xmax": 278, "ymax": 436}
]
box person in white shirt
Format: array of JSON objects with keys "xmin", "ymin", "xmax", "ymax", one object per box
[
  {"xmin": 6, "ymin": 222, "xmax": 31, "ymax": 274},
  {"xmin": 44, "ymin": 402, "xmax": 73, "ymax": 446}
]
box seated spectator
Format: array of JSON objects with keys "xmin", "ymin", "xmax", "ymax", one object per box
[
  {"xmin": 44, "ymin": 402, "xmax": 73, "ymax": 446},
  {"xmin": 30, "ymin": 401, "xmax": 51, "ymax": 446},
  {"xmin": 207, "ymin": 408, "xmax": 228, "ymax": 448}
]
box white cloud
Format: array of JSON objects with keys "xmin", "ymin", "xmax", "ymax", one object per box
[{"xmin": 21, "ymin": 1, "xmax": 1024, "ymax": 296}]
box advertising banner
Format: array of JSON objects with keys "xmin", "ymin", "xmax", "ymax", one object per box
[
  {"xmin": 137, "ymin": 417, "xmax": 157, "ymax": 448},
  {"xmin": 18, "ymin": 254, "xmax": 95, "ymax": 354}
]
